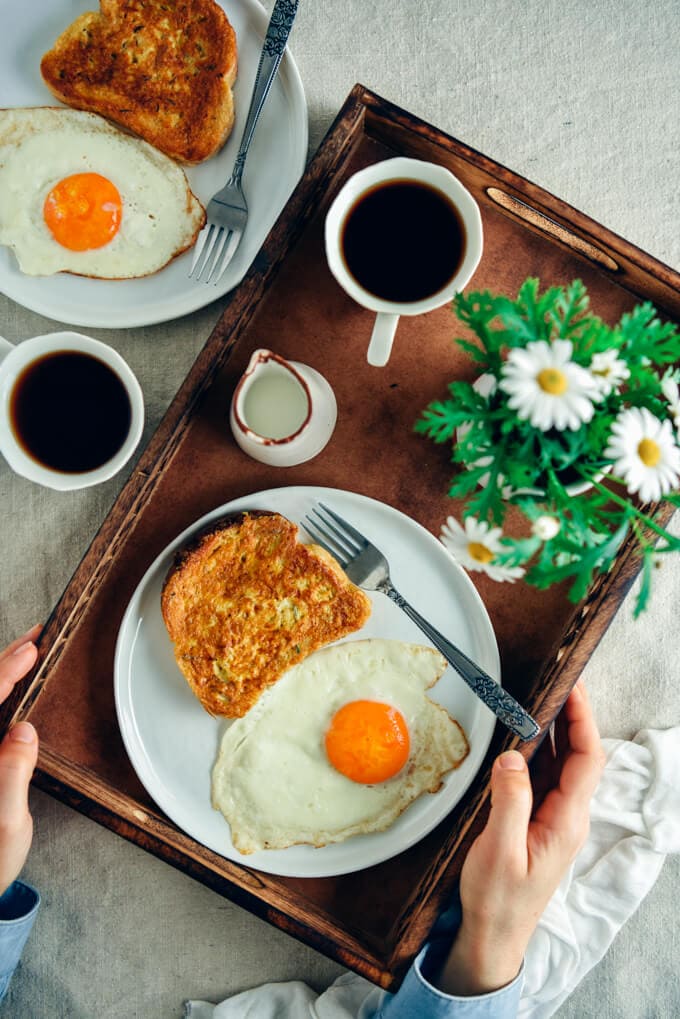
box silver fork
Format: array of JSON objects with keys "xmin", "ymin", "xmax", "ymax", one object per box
[
  {"xmin": 189, "ymin": 0, "xmax": 300, "ymax": 285},
  {"xmin": 304, "ymin": 502, "xmax": 540, "ymax": 742}
]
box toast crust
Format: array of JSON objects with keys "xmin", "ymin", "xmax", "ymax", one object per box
[
  {"xmin": 40, "ymin": 0, "xmax": 237, "ymax": 163},
  {"xmin": 161, "ymin": 512, "xmax": 373, "ymax": 717}
]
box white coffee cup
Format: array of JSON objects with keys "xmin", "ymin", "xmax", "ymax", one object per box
[
  {"xmin": 0, "ymin": 331, "xmax": 144, "ymax": 491},
  {"xmin": 325, "ymin": 157, "xmax": 483, "ymax": 367}
]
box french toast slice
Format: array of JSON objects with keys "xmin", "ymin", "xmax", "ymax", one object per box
[
  {"xmin": 161, "ymin": 511, "xmax": 373, "ymax": 717},
  {"xmin": 40, "ymin": 0, "xmax": 237, "ymax": 164}
]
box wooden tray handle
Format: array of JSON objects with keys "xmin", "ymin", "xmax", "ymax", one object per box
[{"xmin": 486, "ymin": 187, "xmax": 620, "ymax": 272}]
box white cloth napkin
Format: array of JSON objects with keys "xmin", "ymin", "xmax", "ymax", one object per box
[
  {"xmin": 519, "ymin": 726, "xmax": 680, "ymax": 1017},
  {"xmin": 185, "ymin": 725, "xmax": 680, "ymax": 1019}
]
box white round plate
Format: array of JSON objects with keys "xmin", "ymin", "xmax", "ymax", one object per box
[
  {"xmin": 114, "ymin": 487, "xmax": 500, "ymax": 878},
  {"xmin": 0, "ymin": 0, "xmax": 307, "ymax": 328}
]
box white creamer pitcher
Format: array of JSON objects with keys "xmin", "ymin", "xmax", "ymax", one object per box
[{"xmin": 229, "ymin": 349, "xmax": 336, "ymax": 467}]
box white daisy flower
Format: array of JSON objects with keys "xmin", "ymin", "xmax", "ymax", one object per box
[
  {"xmin": 661, "ymin": 376, "xmax": 680, "ymax": 434},
  {"xmin": 499, "ymin": 339, "xmax": 599, "ymax": 432},
  {"xmin": 440, "ymin": 516, "xmax": 525, "ymax": 582},
  {"xmin": 604, "ymin": 407, "xmax": 680, "ymax": 503},
  {"xmin": 532, "ymin": 515, "xmax": 561, "ymax": 541},
  {"xmin": 589, "ymin": 349, "xmax": 630, "ymax": 397}
]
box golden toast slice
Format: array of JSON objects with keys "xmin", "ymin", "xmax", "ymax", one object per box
[
  {"xmin": 40, "ymin": 0, "xmax": 237, "ymax": 164},
  {"xmin": 161, "ymin": 512, "xmax": 373, "ymax": 717}
]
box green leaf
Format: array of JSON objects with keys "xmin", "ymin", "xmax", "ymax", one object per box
[
  {"xmin": 551, "ymin": 279, "xmax": 590, "ymax": 339},
  {"xmin": 453, "ymin": 291, "xmax": 506, "ymax": 357},
  {"xmin": 619, "ymin": 303, "xmax": 680, "ymax": 366},
  {"xmin": 447, "ymin": 464, "xmax": 492, "ymax": 499},
  {"xmin": 459, "ymin": 454, "xmax": 508, "ymax": 525},
  {"xmin": 414, "ymin": 401, "xmax": 459, "ymax": 443},
  {"xmin": 494, "ymin": 535, "xmax": 542, "ymax": 567},
  {"xmin": 527, "ymin": 516, "xmax": 630, "ymax": 602},
  {"xmin": 633, "ymin": 550, "xmax": 654, "ymax": 618},
  {"xmin": 455, "ymin": 338, "xmax": 488, "ymax": 365},
  {"xmin": 465, "ymin": 483, "xmax": 506, "ymax": 526}
]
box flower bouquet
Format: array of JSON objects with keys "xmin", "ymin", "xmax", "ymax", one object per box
[{"xmin": 415, "ymin": 278, "xmax": 680, "ymax": 615}]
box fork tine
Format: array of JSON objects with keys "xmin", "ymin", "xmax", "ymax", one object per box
[
  {"xmin": 316, "ymin": 503, "xmax": 367, "ymax": 552},
  {"xmin": 196, "ymin": 226, "xmax": 226, "ymax": 283},
  {"xmin": 188, "ymin": 224, "xmax": 210, "ymax": 277},
  {"xmin": 208, "ymin": 228, "xmax": 243, "ymax": 286},
  {"xmin": 308, "ymin": 508, "xmax": 360, "ymax": 560},
  {"xmin": 303, "ymin": 517, "xmax": 350, "ymax": 567},
  {"xmin": 203, "ymin": 227, "xmax": 230, "ymax": 285},
  {"xmin": 192, "ymin": 225, "xmax": 219, "ymax": 282}
]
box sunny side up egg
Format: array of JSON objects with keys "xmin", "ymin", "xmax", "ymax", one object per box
[
  {"xmin": 211, "ymin": 639, "xmax": 470, "ymax": 854},
  {"xmin": 0, "ymin": 107, "xmax": 205, "ymax": 278}
]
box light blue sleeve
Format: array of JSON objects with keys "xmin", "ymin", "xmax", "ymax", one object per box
[
  {"xmin": 0, "ymin": 880, "xmax": 40, "ymax": 1003},
  {"xmin": 372, "ymin": 945, "xmax": 523, "ymax": 1019},
  {"xmin": 370, "ymin": 898, "xmax": 523, "ymax": 1019}
]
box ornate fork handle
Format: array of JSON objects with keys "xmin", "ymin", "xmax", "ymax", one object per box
[
  {"xmin": 231, "ymin": 0, "xmax": 300, "ymax": 185},
  {"xmin": 382, "ymin": 583, "xmax": 540, "ymax": 741}
]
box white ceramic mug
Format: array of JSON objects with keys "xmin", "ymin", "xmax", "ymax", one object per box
[
  {"xmin": 325, "ymin": 157, "xmax": 484, "ymax": 367},
  {"xmin": 0, "ymin": 331, "xmax": 144, "ymax": 490}
]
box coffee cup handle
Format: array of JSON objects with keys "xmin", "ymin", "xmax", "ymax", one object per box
[
  {"xmin": 0, "ymin": 336, "xmax": 14, "ymax": 363},
  {"xmin": 367, "ymin": 313, "xmax": 400, "ymax": 367}
]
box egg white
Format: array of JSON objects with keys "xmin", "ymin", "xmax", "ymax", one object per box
[
  {"xmin": 0, "ymin": 107, "xmax": 205, "ymax": 277},
  {"xmin": 211, "ymin": 639, "xmax": 470, "ymax": 854}
]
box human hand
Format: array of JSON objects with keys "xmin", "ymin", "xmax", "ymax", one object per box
[
  {"xmin": 436, "ymin": 681, "xmax": 605, "ymax": 996},
  {"xmin": 0, "ymin": 625, "xmax": 40, "ymax": 897}
]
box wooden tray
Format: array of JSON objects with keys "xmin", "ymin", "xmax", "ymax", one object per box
[{"xmin": 5, "ymin": 84, "xmax": 680, "ymax": 990}]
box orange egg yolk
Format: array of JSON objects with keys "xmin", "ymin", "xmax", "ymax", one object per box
[
  {"xmin": 325, "ymin": 700, "xmax": 410, "ymax": 784},
  {"xmin": 43, "ymin": 173, "xmax": 122, "ymax": 251}
]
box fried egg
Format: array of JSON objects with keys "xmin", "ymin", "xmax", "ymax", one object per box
[
  {"xmin": 211, "ymin": 639, "xmax": 469, "ymax": 854},
  {"xmin": 0, "ymin": 107, "xmax": 205, "ymax": 278}
]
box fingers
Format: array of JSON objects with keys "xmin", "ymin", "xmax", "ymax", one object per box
[
  {"xmin": 0, "ymin": 630, "xmax": 42, "ymax": 894},
  {"xmin": 563, "ymin": 681, "xmax": 601, "ymax": 752},
  {"xmin": 0, "ymin": 636, "xmax": 39, "ymax": 703},
  {"xmin": 484, "ymin": 751, "xmax": 533, "ymax": 863},
  {"xmin": 558, "ymin": 683, "xmax": 606, "ymax": 801},
  {"xmin": 532, "ymin": 683, "xmax": 604, "ymax": 851},
  {"xmin": 530, "ymin": 725, "xmax": 561, "ymax": 808},
  {"xmin": 0, "ymin": 722, "xmax": 38, "ymax": 895},
  {"xmin": 552, "ymin": 700, "xmax": 571, "ymax": 761},
  {"xmin": 0, "ymin": 721, "xmax": 39, "ymax": 820},
  {"xmin": 0, "ymin": 625, "xmax": 42, "ymax": 662}
]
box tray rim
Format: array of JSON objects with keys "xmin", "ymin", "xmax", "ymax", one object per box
[{"xmin": 6, "ymin": 82, "xmax": 680, "ymax": 989}]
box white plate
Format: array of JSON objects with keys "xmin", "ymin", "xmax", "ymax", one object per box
[
  {"xmin": 0, "ymin": 0, "xmax": 307, "ymax": 328},
  {"xmin": 114, "ymin": 487, "xmax": 501, "ymax": 878}
]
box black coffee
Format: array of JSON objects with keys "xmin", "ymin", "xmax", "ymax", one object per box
[
  {"xmin": 340, "ymin": 178, "xmax": 466, "ymax": 303},
  {"xmin": 10, "ymin": 350, "xmax": 132, "ymax": 474}
]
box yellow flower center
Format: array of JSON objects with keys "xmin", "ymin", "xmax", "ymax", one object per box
[
  {"xmin": 637, "ymin": 437, "xmax": 661, "ymax": 467},
  {"xmin": 537, "ymin": 368, "xmax": 568, "ymax": 395},
  {"xmin": 468, "ymin": 541, "xmax": 495, "ymax": 564}
]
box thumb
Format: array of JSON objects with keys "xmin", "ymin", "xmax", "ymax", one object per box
[
  {"xmin": 484, "ymin": 750, "xmax": 533, "ymax": 858},
  {"xmin": 0, "ymin": 722, "xmax": 39, "ymax": 819}
]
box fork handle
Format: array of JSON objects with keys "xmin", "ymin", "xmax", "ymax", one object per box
[
  {"xmin": 383, "ymin": 584, "xmax": 540, "ymax": 741},
  {"xmin": 231, "ymin": 0, "xmax": 300, "ymax": 182}
]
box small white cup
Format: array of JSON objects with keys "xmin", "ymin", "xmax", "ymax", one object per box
[
  {"xmin": 0, "ymin": 331, "xmax": 144, "ymax": 491},
  {"xmin": 325, "ymin": 157, "xmax": 483, "ymax": 367}
]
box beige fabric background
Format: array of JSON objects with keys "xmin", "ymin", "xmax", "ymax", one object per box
[{"xmin": 1, "ymin": 0, "xmax": 679, "ymax": 1015}]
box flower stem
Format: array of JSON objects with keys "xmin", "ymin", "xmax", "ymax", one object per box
[
  {"xmin": 581, "ymin": 472, "xmax": 680, "ymax": 547},
  {"xmin": 631, "ymin": 518, "xmax": 651, "ymax": 552}
]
